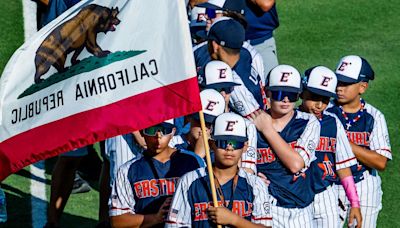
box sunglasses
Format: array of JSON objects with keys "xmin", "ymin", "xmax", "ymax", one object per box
[
  {"xmin": 305, "ymin": 91, "xmax": 331, "ymax": 104},
  {"xmin": 271, "ymin": 91, "xmax": 299, "ymax": 102},
  {"xmin": 215, "ymin": 139, "xmax": 245, "ymax": 150},
  {"xmin": 215, "ymin": 87, "xmax": 233, "ymax": 94},
  {"xmin": 143, "ymin": 125, "xmax": 173, "ymax": 137},
  {"xmin": 205, "ymin": 8, "xmax": 217, "ymax": 19}
]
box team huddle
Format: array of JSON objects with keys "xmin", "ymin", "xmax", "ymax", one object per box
[{"xmin": 106, "ymin": 0, "xmax": 392, "ymax": 228}]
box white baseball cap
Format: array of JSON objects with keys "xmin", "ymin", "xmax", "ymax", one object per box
[
  {"xmin": 303, "ymin": 66, "xmax": 337, "ymax": 98},
  {"xmin": 267, "ymin": 64, "xmax": 302, "ymax": 93},
  {"xmin": 189, "ymin": 7, "xmax": 207, "ymax": 29},
  {"xmin": 213, "ymin": 113, "xmax": 247, "ymax": 142},
  {"xmin": 197, "ymin": 89, "xmax": 226, "ymax": 123},
  {"xmin": 202, "ymin": 60, "xmax": 240, "ymax": 89},
  {"xmin": 335, "ymin": 55, "xmax": 375, "ymax": 83}
]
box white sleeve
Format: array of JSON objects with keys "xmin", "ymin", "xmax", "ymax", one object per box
[
  {"xmin": 109, "ymin": 162, "xmax": 136, "ymax": 216},
  {"xmin": 296, "ymin": 115, "xmax": 320, "ymax": 167},
  {"xmin": 229, "ymin": 71, "xmax": 260, "ymax": 117},
  {"xmin": 251, "ymin": 176, "xmax": 272, "ymax": 227},
  {"xmin": 334, "ymin": 116, "xmax": 357, "ymax": 170},
  {"xmin": 369, "ymin": 112, "xmax": 392, "ymax": 159},
  {"xmin": 165, "ymin": 173, "xmax": 193, "ymax": 227},
  {"xmin": 241, "ymin": 120, "xmax": 258, "ymax": 173}
]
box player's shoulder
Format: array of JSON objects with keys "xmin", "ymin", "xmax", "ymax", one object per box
[
  {"xmin": 295, "ymin": 109, "xmax": 318, "ymax": 122},
  {"xmin": 178, "ymin": 167, "xmax": 207, "ymax": 188},
  {"xmin": 238, "ymin": 168, "xmax": 268, "ymax": 189},
  {"xmin": 117, "ymin": 157, "xmax": 142, "ymax": 175},
  {"xmin": 363, "ymin": 102, "xmax": 385, "ymax": 119},
  {"xmin": 242, "ymin": 41, "xmax": 261, "ymax": 58}
]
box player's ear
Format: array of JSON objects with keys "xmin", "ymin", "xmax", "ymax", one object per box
[{"xmin": 359, "ymin": 81, "xmax": 368, "ymax": 94}]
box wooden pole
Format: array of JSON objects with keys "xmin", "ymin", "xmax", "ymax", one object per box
[{"xmin": 198, "ymin": 110, "xmax": 222, "ymax": 228}]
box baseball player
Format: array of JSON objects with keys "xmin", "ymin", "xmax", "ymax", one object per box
[
  {"xmin": 327, "ymin": 55, "xmax": 392, "ymax": 228},
  {"xmin": 194, "ymin": 15, "xmax": 268, "ymax": 116},
  {"xmin": 248, "ymin": 64, "xmax": 320, "ymax": 228},
  {"xmin": 299, "ymin": 66, "xmax": 362, "ymax": 228},
  {"xmin": 198, "ymin": 60, "xmax": 259, "ymax": 173},
  {"xmin": 165, "ymin": 113, "xmax": 272, "ymax": 227},
  {"xmin": 109, "ymin": 120, "xmax": 204, "ymax": 228}
]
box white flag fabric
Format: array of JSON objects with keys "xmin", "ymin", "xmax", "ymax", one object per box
[{"xmin": 0, "ymin": 0, "xmax": 201, "ymax": 180}]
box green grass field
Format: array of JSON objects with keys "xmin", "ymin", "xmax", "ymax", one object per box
[{"xmin": 0, "ymin": 0, "xmax": 399, "ymax": 227}]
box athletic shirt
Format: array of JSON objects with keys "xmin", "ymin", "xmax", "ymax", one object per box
[
  {"xmin": 109, "ymin": 150, "xmax": 204, "ymax": 224},
  {"xmin": 256, "ymin": 110, "xmax": 320, "ymax": 208},
  {"xmin": 165, "ymin": 168, "xmax": 272, "ymax": 227},
  {"xmin": 327, "ymin": 102, "xmax": 392, "ymax": 183},
  {"xmin": 193, "ymin": 41, "xmax": 266, "ymax": 115},
  {"xmin": 244, "ymin": 3, "xmax": 279, "ymax": 44},
  {"xmin": 310, "ymin": 111, "xmax": 357, "ymax": 193}
]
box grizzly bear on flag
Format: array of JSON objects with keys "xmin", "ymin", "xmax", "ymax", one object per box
[{"xmin": 34, "ymin": 4, "xmax": 120, "ymax": 83}]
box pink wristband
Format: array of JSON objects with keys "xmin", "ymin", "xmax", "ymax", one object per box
[{"xmin": 341, "ymin": 176, "xmax": 360, "ymax": 208}]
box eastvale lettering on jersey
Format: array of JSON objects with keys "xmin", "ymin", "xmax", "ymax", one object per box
[
  {"xmin": 316, "ymin": 137, "xmax": 336, "ymax": 152},
  {"xmin": 257, "ymin": 141, "xmax": 297, "ymax": 164},
  {"xmin": 194, "ymin": 200, "xmax": 253, "ymax": 221},
  {"xmin": 134, "ymin": 177, "xmax": 178, "ymax": 198},
  {"xmin": 346, "ymin": 132, "xmax": 370, "ymax": 147}
]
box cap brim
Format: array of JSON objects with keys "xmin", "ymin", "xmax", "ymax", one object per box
[
  {"xmin": 335, "ymin": 73, "xmax": 359, "ymax": 83},
  {"xmin": 268, "ymin": 86, "xmax": 301, "ymax": 93},
  {"xmin": 192, "ymin": 113, "xmax": 216, "ymax": 124},
  {"xmin": 306, "ymin": 87, "xmax": 337, "ymax": 98},
  {"xmin": 196, "ymin": 2, "xmax": 224, "ymax": 10},
  {"xmin": 205, "ymin": 82, "xmax": 240, "ymax": 89},
  {"xmin": 212, "ymin": 135, "xmax": 248, "ymax": 142}
]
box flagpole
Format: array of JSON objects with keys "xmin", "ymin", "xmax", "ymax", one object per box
[{"xmin": 198, "ymin": 110, "xmax": 222, "ymax": 228}]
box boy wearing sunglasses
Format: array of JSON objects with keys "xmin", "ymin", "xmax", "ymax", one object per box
[
  {"xmin": 248, "ymin": 64, "xmax": 320, "ymax": 228},
  {"xmin": 299, "ymin": 66, "xmax": 362, "ymax": 228},
  {"xmin": 109, "ymin": 120, "xmax": 204, "ymax": 228},
  {"xmin": 166, "ymin": 112, "xmax": 272, "ymax": 228},
  {"xmin": 327, "ymin": 55, "xmax": 392, "ymax": 228}
]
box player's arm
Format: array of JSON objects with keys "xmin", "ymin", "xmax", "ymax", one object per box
[
  {"xmin": 249, "ymin": 110, "xmax": 306, "ymax": 173},
  {"xmin": 248, "ymin": 0, "xmax": 275, "ymax": 12},
  {"xmin": 241, "ymin": 120, "xmax": 258, "ymax": 174},
  {"xmin": 111, "ymin": 212, "xmax": 165, "ymax": 228},
  {"xmin": 350, "ymin": 112, "xmax": 392, "ymax": 171}
]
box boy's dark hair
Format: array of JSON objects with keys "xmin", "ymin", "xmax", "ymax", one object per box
[{"xmin": 223, "ymin": 11, "xmax": 248, "ymax": 29}]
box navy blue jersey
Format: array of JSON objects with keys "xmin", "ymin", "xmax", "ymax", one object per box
[
  {"xmin": 166, "ymin": 168, "xmax": 272, "ymax": 227},
  {"xmin": 256, "ymin": 110, "xmax": 320, "ymax": 208},
  {"xmin": 109, "ymin": 150, "xmax": 204, "ymax": 219},
  {"xmin": 244, "ymin": 3, "xmax": 279, "ymax": 44},
  {"xmin": 327, "ymin": 102, "xmax": 392, "ymax": 183},
  {"xmin": 310, "ymin": 112, "xmax": 356, "ymax": 193},
  {"xmin": 193, "ymin": 42, "xmax": 265, "ymax": 113}
]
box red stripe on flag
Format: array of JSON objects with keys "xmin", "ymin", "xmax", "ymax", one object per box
[{"xmin": 0, "ymin": 77, "xmax": 201, "ymax": 181}]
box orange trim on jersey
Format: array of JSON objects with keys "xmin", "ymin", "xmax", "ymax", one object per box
[{"xmin": 336, "ymin": 157, "xmax": 357, "ymax": 165}]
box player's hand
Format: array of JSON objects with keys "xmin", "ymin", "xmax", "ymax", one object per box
[
  {"xmin": 348, "ymin": 207, "xmax": 362, "ymax": 228},
  {"xmin": 207, "ymin": 206, "xmax": 239, "ymax": 225},
  {"xmin": 247, "ymin": 109, "xmax": 273, "ymax": 132},
  {"xmin": 257, "ymin": 172, "xmax": 271, "ymax": 185},
  {"xmin": 155, "ymin": 197, "xmax": 172, "ymax": 223}
]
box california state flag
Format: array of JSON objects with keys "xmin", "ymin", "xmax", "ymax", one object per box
[{"xmin": 0, "ymin": 0, "xmax": 201, "ymax": 180}]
